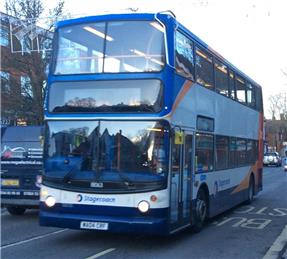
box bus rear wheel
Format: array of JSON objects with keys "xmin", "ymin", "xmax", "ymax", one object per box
[
  {"xmin": 7, "ymin": 206, "xmax": 26, "ymax": 215},
  {"xmin": 245, "ymin": 176, "xmax": 254, "ymax": 205},
  {"xmin": 193, "ymin": 188, "xmax": 208, "ymax": 233}
]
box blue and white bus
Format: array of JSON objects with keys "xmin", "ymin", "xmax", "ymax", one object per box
[{"xmin": 40, "ymin": 12, "xmax": 264, "ymax": 235}]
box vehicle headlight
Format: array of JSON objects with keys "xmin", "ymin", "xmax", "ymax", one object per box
[
  {"xmin": 45, "ymin": 195, "xmax": 56, "ymax": 207},
  {"xmin": 137, "ymin": 200, "xmax": 150, "ymax": 213}
]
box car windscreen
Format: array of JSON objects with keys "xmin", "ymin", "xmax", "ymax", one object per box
[{"xmin": 1, "ymin": 127, "xmax": 43, "ymax": 161}]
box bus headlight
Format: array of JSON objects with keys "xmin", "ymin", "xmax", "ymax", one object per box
[
  {"xmin": 137, "ymin": 200, "xmax": 150, "ymax": 213},
  {"xmin": 45, "ymin": 195, "xmax": 56, "ymax": 207}
]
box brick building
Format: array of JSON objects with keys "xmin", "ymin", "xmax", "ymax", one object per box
[{"xmin": 265, "ymin": 116, "xmax": 287, "ymax": 156}]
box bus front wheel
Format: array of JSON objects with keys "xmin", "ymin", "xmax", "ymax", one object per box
[
  {"xmin": 193, "ymin": 188, "xmax": 208, "ymax": 233},
  {"xmin": 7, "ymin": 206, "xmax": 26, "ymax": 215}
]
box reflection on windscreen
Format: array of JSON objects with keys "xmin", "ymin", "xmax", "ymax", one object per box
[
  {"xmin": 45, "ymin": 121, "xmax": 169, "ymax": 191},
  {"xmin": 54, "ymin": 21, "xmax": 165, "ymax": 74},
  {"xmin": 49, "ymin": 80, "xmax": 163, "ymax": 113}
]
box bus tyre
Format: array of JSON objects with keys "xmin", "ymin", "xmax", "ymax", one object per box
[
  {"xmin": 193, "ymin": 188, "xmax": 208, "ymax": 233},
  {"xmin": 7, "ymin": 206, "xmax": 26, "ymax": 215},
  {"xmin": 245, "ymin": 176, "xmax": 254, "ymax": 205}
]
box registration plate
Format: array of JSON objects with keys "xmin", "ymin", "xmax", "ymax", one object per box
[
  {"xmin": 80, "ymin": 221, "xmax": 108, "ymax": 230},
  {"xmin": 1, "ymin": 179, "xmax": 19, "ymax": 187}
]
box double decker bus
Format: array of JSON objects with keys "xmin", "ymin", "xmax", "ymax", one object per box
[{"xmin": 40, "ymin": 11, "xmax": 263, "ymax": 235}]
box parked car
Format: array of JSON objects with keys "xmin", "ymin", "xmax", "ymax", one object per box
[
  {"xmin": 1, "ymin": 126, "xmax": 43, "ymax": 215},
  {"xmin": 283, "ymin": 157, "xmax": 287, "ymax": 171},
  {"xmin": 263, "ymin": 152, "xmax": 282, "ymax": 167}
]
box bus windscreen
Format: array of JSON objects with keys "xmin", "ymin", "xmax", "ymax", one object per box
[
  {"xmin": 44, "ymin": 120, "xmax": 169, "ymax": 192},
  {"xmin": 54, "ymin": 21, "xmax": 166, "ymax": 74}
]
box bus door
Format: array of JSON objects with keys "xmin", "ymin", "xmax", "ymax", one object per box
[{"xmin": 170, "ymin": 131, "xmax": 193, "ymax": 229}]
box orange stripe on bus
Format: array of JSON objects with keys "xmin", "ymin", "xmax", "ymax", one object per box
[{"xmin": 166, "ymin": 80, "xmax": 193, "ymax": 118}]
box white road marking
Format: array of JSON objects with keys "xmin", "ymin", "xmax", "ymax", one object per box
[
  {"xmin": 262, "ymin": 224, "xmax": 287, "ymax": 259},
  {"xmin": 1, "ymin": 229, "xmax": 67, "ymax": 249},
  {"xmin": 85, "ymin": 248, "xmax": 116, "ymax": 259}
]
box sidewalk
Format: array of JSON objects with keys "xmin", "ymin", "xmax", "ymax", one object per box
[{"xmin": 263, "ymin": 225, "xmax": 287, "ymax": 259}]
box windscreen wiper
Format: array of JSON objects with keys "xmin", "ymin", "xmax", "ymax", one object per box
[
  {"xmin": 117, "ymin": 171, "xmax": 135, "ymax": 188},
  {"xmin": 63, "ymin": 166, "xmax": 78, "ymax": 183}
]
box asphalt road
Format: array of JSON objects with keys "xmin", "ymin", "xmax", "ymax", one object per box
[{"xmin": 1, "ymin": 166, "xmax": 287, "ymax": 259}]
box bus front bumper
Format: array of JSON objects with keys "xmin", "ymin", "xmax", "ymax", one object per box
[{"xmin": 40, "ymin": 206, "xmax": 169, "ymax": 235}]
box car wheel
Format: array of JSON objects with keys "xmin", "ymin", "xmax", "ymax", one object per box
[
  {"xmin": 193, "ymin": 188, "xmax": 208, "ymax": 233},
  {"xmin": 7, "ymin": 206, "xmax": 26, "ymax": 215}
]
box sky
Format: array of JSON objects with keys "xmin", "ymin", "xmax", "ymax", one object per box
[{"xmin": 2, "ymin": 0, "xmax": 287, "ymax": 118}]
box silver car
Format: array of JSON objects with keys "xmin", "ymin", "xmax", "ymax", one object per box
[{"xmin": 263, "ymin": 152, "xmax": 281, "ymax": 167}]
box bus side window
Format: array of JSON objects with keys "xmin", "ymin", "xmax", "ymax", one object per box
[
  {"xmin": 175, "ymin": 31, "xmax": 194, "ymax": 80},
  {"xmin": 195, "ymin": 133, "xmax": 214, "ymax": 172},
  {"xmin": 237, "ymin": 138, "xmax": 247, "ymax": 166},
  {"xmin": 235, "ymin": 75, "xmax": 246, "ymax": 104},
  {"xmin": 214, "ymin": 59, "xmax": 228, "ymax": 97},
  {"xmin": 229, "ymin": 137, "xmax": 237, "ymax": 168},
  {"xmin": 195, "ymin": 47, "xmax": 214, "ymax": 90},
  {"xmin": 229, "ymin": 70, "xmax": 236, "ymax": 100},
  {"xmin": 215, "ymin": 135, "xmax": 229, "ymax": 170},
  {"xmin": 246, "ymin": 82, "xmax": 256, "ymax": 108}
]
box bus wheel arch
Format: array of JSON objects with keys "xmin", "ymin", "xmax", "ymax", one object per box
[
  {"xmin": 193, "ymin": 184, "xmax": 209, "ymax": 233},
  {"xmin": 246, "ymin": 173, "xmax": 255, "ymax": 204}
]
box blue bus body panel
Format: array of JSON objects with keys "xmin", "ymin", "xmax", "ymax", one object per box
[{"xmin": 56, "ymin": 13, "xmax": 170, "ymax": 28}]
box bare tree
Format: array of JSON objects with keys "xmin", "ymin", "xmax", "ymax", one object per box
[
  {"xmin": 268, "ymin": 91, "xmax": 287, "ymax": 120},
  {"xmin": 3, "ymin": 0, "xmax": 65, "ymax": 125}
]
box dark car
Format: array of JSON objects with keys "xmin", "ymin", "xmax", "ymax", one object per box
[
  {"xmin": 263, "ymin": 152, "xmax": 281, "ymax": 167},
  {"xmin": 1, "ymin": 126, "xmax": 43, "ymax": 215}
]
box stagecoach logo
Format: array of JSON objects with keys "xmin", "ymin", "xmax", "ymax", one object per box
[
  {"xmin": 76, "ymin": 194, "xmax": 116, "ymax": 204},
  {"xmin": 77, "ymin": 194, "xmax": 83, "ymax": 202}
]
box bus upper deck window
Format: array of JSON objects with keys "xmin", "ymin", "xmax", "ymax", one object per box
[
  {"xmin": 195, "ymin": 47, "xmax": 214, "ymax": 90},
  {"xmin": 54, "ymin": 21, "xmax": 166, "ymax": 75}
]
